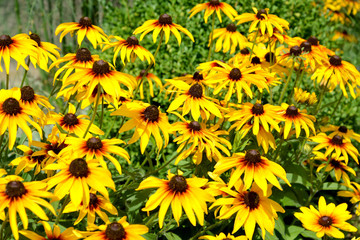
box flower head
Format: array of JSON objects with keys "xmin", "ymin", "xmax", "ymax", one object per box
[{"xmin": 189, "ymin": 0, "xmax": 238, "ymax": 23}]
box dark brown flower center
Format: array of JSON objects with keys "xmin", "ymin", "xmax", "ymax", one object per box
[
  {"xmin": 209, "ymin": 0, "xmax": 220, "ymax": 6},
  {"xmin": 244, "ymin": 149, "xmax": 262, "ymax": 164},
  {"xmin": 338, "ymin": 126, "xmax": 348, "ymax": 133},
  {"xmin": 188, "ymin": 121, "xmax": 201, "ymax": 131},
  {"xmin": 143, "ymin": 105, "xmax": 160, "ymax": 122},
  {"xmin": 329, "ymin": 159, "xmax": 341, "ymax": 169},
  {"xmin": 169, "ymin": 175, "xmax": 188, "ymax": 193},
  {"xmin": 31, "ymin": 155, "xmax": 46, "ymax": 164},
  {"xmin": 105, "ymin": 222, "xmax": 126, "ymax": 240},
  {"xmin": 6, "ymin": 181, "xmax": 27, "ymax": 198},
  {"xmin": 240, "ymin": 48, "xmax": 250, "ymax": 55},
  {"xmin": 2, "ymin": 98, "xmax": 21, "ymax": 115},
  {"xmin": 222, "ymin": 238, "xmax": 232, "ymax": 240},
  {"xmin": 188, "ymin": 84, "xmax": 203, "ymax": 98},
  {"xmin": 256, "ymin": 9, "xmax": 267, "ymax": 20},
  {"xmin": 251, "ymin": 103, "xmax": 264, "ymax": 115},
  {"xmin": 243, "ymin": 191, "xmax": 260, "ymax": 210},
  {"xmin": 21, "ymin": 86, "xmax": 35, "ymax": 102},
  {"xmin": 62, "ymin": 113, "xmax": 79, "ymax": 126},
  {"xmin": 69, "ymin": 158, "xmax": 89, "ymax": 178},
  {"xmin": 29, "ymin": 33, "xmax": 41, "ymax": 46},
  {"xmin": 331, "ymin": 135, "xmax": 343, "ymax": 146},
  {"xmin": 0, "ymin": 35, "xmax": 12, "ymax": 47},
  {"xmin": 46, "ymin": 142, "xmax": 67, "ymax": 155},
  {"xmin": 265, "ymin": 52, "xmax": 276, "ymax": 63},
  {"xmin": 119, "ymin": 96, "xmax": 127, "ymax": 102},
  {"xmin": 285, "ymin": 106, "xmax": 299, "ymax": 117},
  {"xmin": 92, "ymin": 60, "xmax": 110, "ymax": 75},
  {"xmin": 300, "ymin": 41, "xmax": 312, "ymax": 52},
  {"xmin": 290, "ymin": 46, "xmax": 301, "ymax": 56},
  {"xmin": 251, "ymin": 56, "xmax": 261, "ymax": 65},
  {"xmin": 307, "ymin": 36, "xmax": 319, "ymax": 46},
  {"xmin": 86, "ymin": 137, "xmax": 103, "ymax": 150},
  {"xmin": 126, "ymin": 36, "xmax": 139, "ymax": 46},
  {"xmin": 193, "ymin": 72, "xmax": 204, "ymax": 81},
  {"xmin": 139, "ymin": 69, "xmax": 147, "ymax": 77},
  {"xmin": 76, "ymin": 48, "xmax": 92, "ymax": 62},
  {"xmin": 158, "ymin": 14, "xmax": 172, "ymax": 25},
  {"xmin": 318, "ymin": 216, "xmax": 332, "ymax": 227},
  {"xmin": 329, "ymin": 55, "xmax": 342, "ymax": 66},
  {"xmin": 79, "ymin": 17, "xmax": 92, "ymax": 27},
  {"xmin": 89, "ymin": 193, "xmax": 99, "ymax": 208},
  {"xmin": 229, "ymin": 68, "xmax": 242, "ymax": 81},
  {"xmin": 226, "ymin": 23, "xmax": 237, "ymax": 32}
]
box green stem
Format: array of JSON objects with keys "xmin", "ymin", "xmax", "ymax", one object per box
[
  {"xmin": 287, "ymin": 61, "xmax": 303, "ymax": 103},
  {"xmin": 314, "ymin": 84, "xmax": 328, "ymax": 115},
  {"xmin": 145, "ymin": 213, "xmax": 157, "ymax": 227},
  {"xmin": 278, "ymin": 61, "xmax": 295, "ymax": 104},
  {"xmin": 115, "ymin": 116, "xmax": 126, "ymax": 139},
  {"xmin": 5, "ymin": 74, "xmax": 9, "ymax": 89},
  {"xmin": 48, "ymin": 80, "xmax": 61, "ymax": 98},
  {"xmin": 82, "ymin": 84, "xmax": 102, "ymax": 138},
  {"xmin": 329, "ymin": 92, "xmax": 343, "ymax": 119},
  {"xmin": 249, "ymin": 30, "xmax": 259, "ymax": 61},
  {"xmin": 0, "ymin": 212, "xmax": 8, "ymax": 240},
  {"xmin": 54, "ymin": 195, "xmax": 70, "ymax": 225},
  {"xmin": 20, "ymin": 59, "xmax": 31, "ymax": 88},
  {"xmin": 190, "ymin": 220, "xmax": 225, "ymax": 240},
  {"xmin": 15, "ymin": 0, "xmax": 22, "ymax": 33},
  {"xmin": 273, "ymin": 138, "xmax": 284, "ymax": 161},
  {"xmin": 207, "ymin": 13, "xmax": 216, "ymax": 61},
  {"xmin": 100, "ymin": 97, "xmax": 104, "ymax": 129}
]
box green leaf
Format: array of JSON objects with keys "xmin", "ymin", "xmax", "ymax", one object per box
[
  {"xmin": 321, "ymin": 182, "xmax": 348, "ymax": 191},
  {"xmin": 285, "ymin": 226, "xmax": 305, "ymax": 240},
  {"xmin": 164, "ymin": 232, "xmax": 182, "ymax": 240},
  {"xmin": 300, "ymin": 230, "xmax": 321, "ymax": 240}
]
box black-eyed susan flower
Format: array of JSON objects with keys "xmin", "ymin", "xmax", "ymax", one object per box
[
  {"xmin": 343, "ymin": 0, "xmax": 360, "ymax": 14},
  {"xmin": 170, "ymin": 118, "xmax": 231, "ymax": 164},
  {"xmin": 199, "ymin": 233, "xmax": 247, "ymax": 240},
  {"xmin": 338, "ymin": 182, "xmax": 360, "ymax": 215},
  {"xmin": 294, "ymin": 88, "xmax": 318, "ymax": 105},
  {"xmin": 279, "ymin": 103, "xmax": 316, "ymax": 139},
  {"xmin": 84, "ymin": 217, "xmax": 148, "ymax": 240},
  {"xmin": 26, "ymin": 32, "xmax": 60, "ymax": 72},
  {"xmin": 50, "ymin": 47, "xmax": 100, "ymax": 83},
  {"xmin": 211, "ymin": 181, "xmax": 284, "ymax": 239},
  {"xmin": 47, "ymin": 103, "xmax": 103, "ymax": 138},
  {"xmin": 167, "ymin": 81, "xmax": 222, "ymax": 121},
  {"xmin": 306, "ymin": 36, "xmax": 335, "ymax": 56},
  {"xmin": 44, "ymin": 157, "xmax": 115, "ymax": 208},
  {"xmin": 332, "ymin": 30, "xmax": 357, "ymax": 42},
  {"xmin": 0, "ymin": 175, "xmax": 56, "ymax": 240},
  {"xmin": 203, "ymin": 60, "xmax": 269, "ymax": 102},
  {"xmin": 102, "ymin": 35, "xmax": 154, "ymax": 65},
  {"xmin": 311, "ymin": 55, "xmax": 360, "ymax": 98},
  {"xmin": 111, "ymin": 101, "xmax": 171, "ymax": 153},
  {"xmin": 189, "ymin": 0, "xmax": 238, "ymax": 23},
  {"xmin": 10, "ymin": 145, "xmax": 49, "ymax": 175},
  {"xmin": 133, "ymin": 14, "xmax": 194, "ymax": 44},
  {"xmin": 73, "ymin": 84, "xmax": 117, "ymax": 109},
  {"xmin": 227, "ymin": 102, "xmax": 283, "ymax": 135},
  {"xmin": 31, "ymin": 134, "xmax": 67, "ymax": 166},
  {"xmin": 321, "ymin": 125, "xmax": 360, "ymax": 143},
  {"xmin": 61, "ymin": 135, "xmax": 130, "ymax": 174},
  {"xmin": 20, "ymin": 221, "xmax": 83, "ymax": 240},
  {"xmin": 311, "ymin": 133, "xmax": 359, "ymax": 164},
  {"xmin": 136, "ymin": 70, "xmax": 163, "ymax": 99},
  {"xmin": 235, "ymin": 8, "xmax": 289, "ymax": 36},
  {"xmin": 0, "ymin": 88, "xmax": 43, "ymax": 150},
  {"xmin": 0, "ymin": 34, "xmax": 37, "ymax": 74},
  {"xmin": 214, "ymin": 149, "xmax": 290, "ymax": 193},
  {"xmin": 294, "ymin": 196, "xmax": 357, "ymax": 238},
  {"xmin": 136, "ymin": 170, "xmax": 214, "ymax": 228},
  {"xmin": 55, "ymin": 17, "xmax": 108, "ymax": 49},
  {"xmin": 210, "ymin": 23, "xmax": 247, "ymax": 54},
  {"xmin": 59, "ymin": 60, "xmax": 135, "ymax": 100},
  {"xmin": 63, "ymin": 190, "xmax": 118, "ymax": 225}
]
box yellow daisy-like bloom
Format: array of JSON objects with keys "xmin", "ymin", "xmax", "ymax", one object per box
[
  {"xmin": 0, "ymin": 34, "xmax": 37, "ymax": 74},
  {"xmin": 31, "ymin": 134, "xmax": 67, "ymax": 167},
  {"xmin": 235, "ymin": 8, "xmax": 289, "ymax": 36},
  {"xmin": 294, "ymin": 88, "xmax": 318, "ymax": 105},
  {"xmin": 321, "ymin": 125, "xmax": 360, "ymax": 143},
  {"xmin": 343, "ymin": 0, "xmax": 360, "ymax": 15},
  {"xmin": 61, "ymin": 134, "xmax": 130, "ymax": 175},
  {"xmin": 311, "ymin": 55, "xmax": 360, "ymax": 98},
  {"xmin": 203, "ymin": 60, "xmax": 269, "ymax": 103},
  {"xmin": 0, "ymin": 88, "xmax": 43, "ymax": 150},
  {"xmin": 214, "ymin": 149, "xmax": 290, "ymax": 193},
  {"xmin": 20, "ymin": 221, "xmax": 82, "ymax": 240},
  {"xmin": 311, "ymin": 133, "xmax": 359, "ymax": 164},
  {"xmin": 189, "ymin": 0, "xmax": 238, "ymax": 23},
  {"xmin": 136, "ymin": 70, "xmax": 163, "ymax": 100},
  {"xmin": 211, "ymin": 181, "xmax": 284, "ymax": 239},
  {"xmin": 26, "ymin": 32, "xmax": 60, "ymax": 72},
  {"xmin": 47, "ymin": 103, "xmax": 104, "ymax": 138},
  {"xmin": 50, "ymin": 47, "xmax": 100, "ymax": 83},
  {"xmin": 167, "ymin": 81, "xmax": 222, "ymax": 121},
  {"xmin": 199, "ymin": 232, "xmax": 247, "ymax": 240},
  {"xmin": 102, "ymin": 35, "xmax": 155, "ymax": 65},
  {"xmin": 332, "ymin": 30, "xmax": 357, "ymax": 42},
  {"xmin": 59, "ymin": 59, "xmax": 135, "ymax": 100},
  {"xmin": 111, "ymin": 101, "xmax": 171, "ymax": 153},
  {"xmin": 136, "ymin": 170, "xmax": 215, "ymax": 228},
  {"xmin": 63, "ymin": 190, "xmax": 118, "ymax": 225},
  {"xmin": 338, "ymin": 182, "xmax": 360, "ymax": 215},
  {"xmin": 0, "ymin": 175, "xmax": 56, "ymax": 240},
  {"xmin": 55, "ymin": 16, "xmax": 108, "ymax": 49},
  {"xmin": 133, "ymin": 14, "xmax": 194, "ymax": 44},
  {"xmin": 170, "ymin": 118, "xmax": 231, "ymax": 164},
  {"xmin": 296, "ymin": 41, "xmax": 327, "ymax": 71},
  {"xmin": 84, "ymin": 216, "xmax": 148, "ymax": 240},
  {"xmin": 73, "ymin": 84, "xmax": 117, "ymax": 109},
  {"xmin": 44, "ymin": 157, "xmax": 115, "ymax": 208},
  {"xmin": 294, "ymin": 196, "xmax": 357, "ymax": 238},
  {"xmin": 279, "ymin": 103, "xmax": 316, "ymax": 139},
  {"xmin": 210, "ymin": 23, "xmax": 247, "ymax": 54},
  {"xmin": 314, "ymin": 151, "xmax": 356, "ymax": 186},
  {"xmin": 227, "ymin": 102, "xmax": 283, "ymax": 135}
]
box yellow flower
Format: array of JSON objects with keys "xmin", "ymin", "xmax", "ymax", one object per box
[
  {"xmin": 136, "ymin": 70, "xmax": 163, "ymax": 99},
  {"xmin": 189, "ymin": 0, "xmax": 238, "ymax": 23},
  {"xmin": 321, "ymin": 124, "xmax": 360, "ymax": 143},
  {"xmin": 338, "ymin": 182, "xmax": 360, "ymax": 215},
  {"xmin": 210, "ymin": 23, "xmax": 247, "ymax": 54},
  {"xmin": 294, "ymin": 88, "xmax": 318, "ymax": 105},
  {"xmin": 199, "ymin": 232, "xmax": 247, "ymax": 240}
]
